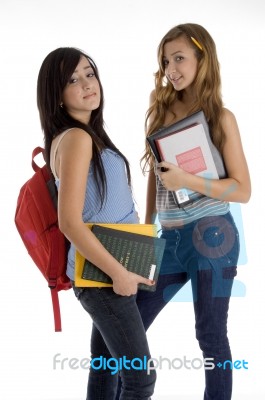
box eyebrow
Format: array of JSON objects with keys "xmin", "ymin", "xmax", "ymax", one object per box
[
  {"xmin": 163, "ymin": 50, "xmax": 183, "ymax": 58},
  {"xmin": 74, "ymin": 64, "xmax": 92, "ymax": 73},
  {"xmin": 171, "ymin": 50, "xmax": 183, "ymax": 56}
]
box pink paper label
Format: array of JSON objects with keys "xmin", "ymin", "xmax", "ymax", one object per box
[{"xmin": 176, "ymin": 147, "xmax": 206, "ymax": 174}]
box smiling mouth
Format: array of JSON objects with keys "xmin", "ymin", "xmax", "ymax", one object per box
[
  {"xmin": 172, "ymin": 76, "xmax": 181, "ymax": 83},
  {"xmin": 83, "ymin": 93, "xmax": 96, "ymax": 99}
]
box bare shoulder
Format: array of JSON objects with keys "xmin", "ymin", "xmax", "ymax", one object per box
[
  {"xmin": 59, "ymin": 128, "xmax": 92, "ymax": 149},
  {"xmin": 149, "ymin": 89, "xmax": 156, "ymax": 105},
  {"xmin": 220, "ymin": 108, "xmax": 240, "ymax": 139},
  {"xmin": 53, "ymin": 128, "xmax": 93, "ymax": 167},
  {"xmin": 220, "ymin": 108, "xmax": 238, "ymax": 127}
]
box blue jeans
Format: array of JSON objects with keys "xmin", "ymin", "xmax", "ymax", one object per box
[
  {"xmin": 136, "ymin": 211, "xmax": 239, "ymax": 400},
  {"xmin": 72, "ymin": 285, "xmax": 156, "ymax": 400}
]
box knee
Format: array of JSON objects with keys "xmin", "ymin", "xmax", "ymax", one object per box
[{"xmin": 196, "ymin": 330, "xmax": 230, "ymax": 355}]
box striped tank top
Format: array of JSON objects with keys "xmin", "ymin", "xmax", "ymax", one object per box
[
  {"xmin": 156, "ymin": 170, "xmax": 229, "ymax": 228},
  {"xmin": 50, "ymin": 130, "xmax": 138, "ymax": 280}
]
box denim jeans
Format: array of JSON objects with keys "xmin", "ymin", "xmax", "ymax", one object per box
[
  {"xmin": 72, "ymin": 285, "xmax": 156, "ymax": 400},
  {"xmin": 136, "ymin": 211, "xmax": 239, "ymax": 400}
]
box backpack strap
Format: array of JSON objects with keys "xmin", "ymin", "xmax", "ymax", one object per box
[
  {"xmin": 32, "ymin": 147, "xmax": 46, "ymax": 172},
  {"xmin": 31, "ymin": 147, "xmax": 64, "ymax": 332},
  {"xmin": 49, "ymin": 132, "xmax": 74, "ymax": 331},
  {"xmin": 50, "ymin": 129, "xmax": 75, "ymax": 180},
  {"xmin": 49, "ymin": 226, "xmax": 63, "ymax": 332},
  {"xmin": 51, "ymin": 289, "xmax": 62, "ymax": 332}
]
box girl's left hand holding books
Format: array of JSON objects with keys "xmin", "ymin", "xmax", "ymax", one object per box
[{"xmin": 112, "ymin": 269, "xmax": 155, "ymax": 296}]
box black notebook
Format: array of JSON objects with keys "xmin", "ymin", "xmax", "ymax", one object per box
[
  {"xmin": 81, "ymin": 225, "xmax": 166, "ymax": 291},
  {"xmin": 147, "ymin": 110, "xmax": 227, "ymax": 207}
]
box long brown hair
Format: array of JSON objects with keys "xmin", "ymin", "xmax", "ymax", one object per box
[
  {"xmin": 142, "ymin": 23, "xmax": 225, "ymax": 171},
  {"xmin": 37, "ymin": 47, "xmax": 131, "ymax": 206}
]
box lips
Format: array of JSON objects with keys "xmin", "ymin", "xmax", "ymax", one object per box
[
  {"xmin": 83, "ymin": 93, "xmax": 96, "ymax": 99},
  {"xmin": 170, "ymin": 76, "xmax": 183, "ymax": 87}
]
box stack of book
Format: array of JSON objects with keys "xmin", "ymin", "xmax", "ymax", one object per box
[
  {"xmin": 147, "ymin": 110, "xmax": 227, "ymax": 207},
  {"xmin": 75, "ymin": 223, "xmax": 166, "ymax": 291}
]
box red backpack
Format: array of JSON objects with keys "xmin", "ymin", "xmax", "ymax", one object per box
[{"xmin": 14, "ymin": 147, "xmax": 72, "ymax": 332}]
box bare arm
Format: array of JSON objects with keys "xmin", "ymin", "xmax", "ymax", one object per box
[
  {"xmin": 145, "ymin": 168, "xmax": 157, "ymax": 223},
  {"xmin": 158, "ymin": 109, "xmax": 251, "ymax": 203},
  {"xmin": 56, "ymin": 129, "xmax": 154, "ymax": 295},
  {"xmin": 145, "ymin": 89, "xmax": 158, "ymax": 223}
]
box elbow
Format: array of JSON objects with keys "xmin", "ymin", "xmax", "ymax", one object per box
[
  {"xmin": 241, "ymin": 188, "xmax": 251, "ymax": 204},
  {"xmin": 243, "ymin": 179, "xmax": 252, "ymax": 203},
  {"xmin": 230, "ymin": 179, "xmax": 251, "ymax": 204},
  {"xmin": 58, "ymin": 218, "xmax": 72, "ymax": 237},
  {"xmin": 58, "ymin": 220, "xmax": 67, "ymax": 236},
  {"xmin": 58, "ymin": 215, "xmax": 81, "ymax": 239},
  {"xmin": 238, "ymin": 183, "xmax": 251, "ymax": 204}
]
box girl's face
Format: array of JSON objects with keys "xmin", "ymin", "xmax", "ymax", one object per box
[
  {"xmin": 163, "ymin": 36, "xmax": 198, "ymax": 93},
  {"xmin": 62, "ymin": 55, "xmax": 100, "ymax": 124}
]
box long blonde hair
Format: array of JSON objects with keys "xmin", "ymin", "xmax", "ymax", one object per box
[{"xmin": 142, "ymin": 23, "xmax": 225, "ymax": 171}]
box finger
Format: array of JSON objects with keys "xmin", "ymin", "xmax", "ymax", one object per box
[
  {"xmin": 158, "ymin": 161, "xmax": 169, "ymax": 169},
  {"xmin": 138, "ymin": 277, "xmax": 156, "ymax": 286},
  {"xmin": 157, "ymin": 163, "xmax": 170, "ymax": 173}
]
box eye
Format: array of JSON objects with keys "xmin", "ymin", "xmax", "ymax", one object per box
[
  {"xmin": 68, "ymin": 77, "xmax": 77, "ymax": 84},
  {"xmin": 175, "ymin": 56, "xmax": 184, "ymax": 62},
  {"xmin": 87, "ymin": 72, "xmax": 95, "ymax": 78},
  {"xmin": 162, "ymin": 59, "xmax": 169, "ymax": 67}
]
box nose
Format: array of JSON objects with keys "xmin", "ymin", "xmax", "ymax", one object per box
[
  {"xmin": 82, "ymin": 76, "xmax": 91, "ymax": 89},
  {"xmin": 165, "ymin": 62, "xmax": 176, "ymax": 78}
]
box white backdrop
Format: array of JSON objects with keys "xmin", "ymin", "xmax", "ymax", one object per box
[{"xmin": 1, "ymin": 0, "xmax": 264, "ymax": 399}]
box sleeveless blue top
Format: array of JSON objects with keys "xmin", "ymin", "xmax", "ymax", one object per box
[{"xmin": 55, "ymin": 148, "xmax": 138, "ymax": 280}]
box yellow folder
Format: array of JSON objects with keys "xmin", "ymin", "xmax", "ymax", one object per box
[{"xmin": 75, "ymin": 223, "xmax": 158, "ymax": 287}]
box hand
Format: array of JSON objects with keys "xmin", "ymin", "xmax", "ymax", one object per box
[
  {"xmin": 157, "ymin": 161, "xmax": 188, "ymax": 191},
  {"xmin": 112, "ymin": 269, "xmax": 155, "ymax": 296}
]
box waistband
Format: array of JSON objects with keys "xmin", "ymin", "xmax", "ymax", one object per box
[{"xmin": 161, "ymin": 211, "xmax": 231, "ymax": 231}]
